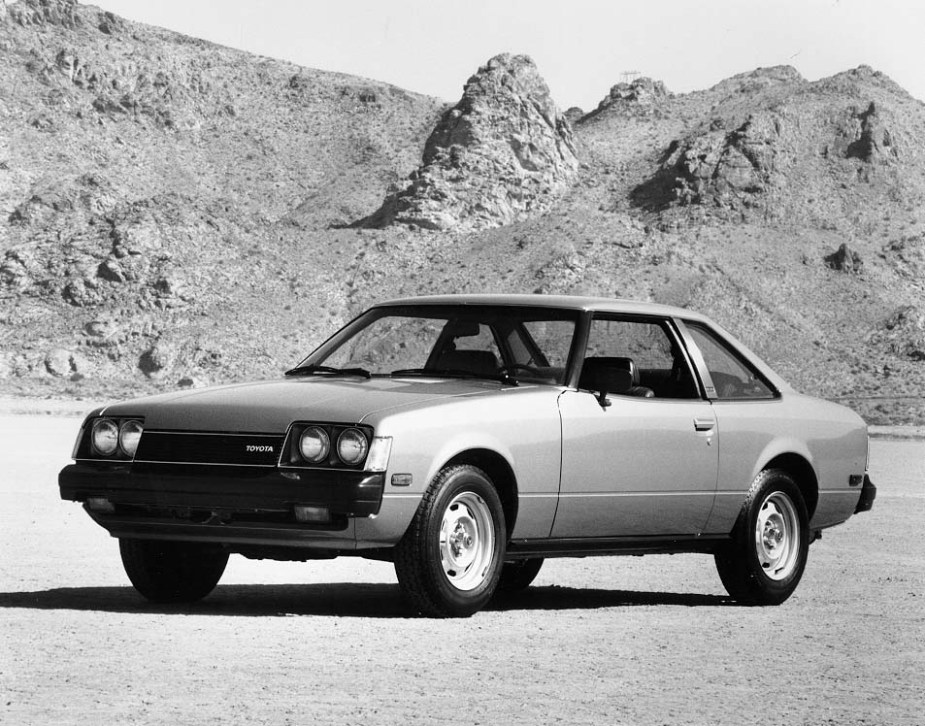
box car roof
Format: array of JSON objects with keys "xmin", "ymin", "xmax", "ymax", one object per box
[{"xmin": 375, "ymin": 293, "xmax": 710, "ymax": 322}]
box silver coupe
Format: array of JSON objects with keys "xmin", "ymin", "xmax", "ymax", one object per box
[{"xmin": 59, "ymin": 295, "xmax": 876, "ymax": 616}]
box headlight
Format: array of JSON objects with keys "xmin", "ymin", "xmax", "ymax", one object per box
[
  {"xmin": 119, "ymin": 420, "xmax": 143, "ymax": 457},
  {"xmin": 91, "ymin": 418, "xmax": 119, "ymax": 456},
  {"xmin": 299, "ymin": 426, "xmax": 330, "ymax": 463},
  {"xmin": 336, "ymin": 428, "xmax": 368, "ymax": 465}
]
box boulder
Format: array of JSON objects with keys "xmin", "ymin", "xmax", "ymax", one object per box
[
  {"xmin": 138, "ymin": 340, "xmax": 176, "ymax": 378},
  {"xmin": 44, "ymin": 348, "xmax": 75, "ymax": 377},
  {"xmin": 825, "ymin": 243, "xmax": 863, "ymax": 274}
]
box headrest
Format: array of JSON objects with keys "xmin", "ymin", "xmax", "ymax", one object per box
[{"xmin": 579, "ymin": 357, "xmax": 635, "ymax": 394}]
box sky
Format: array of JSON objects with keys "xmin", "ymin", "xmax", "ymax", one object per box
[{"xmin": 92, "ymin": 0, "xmax": 925, "ymax": 110}]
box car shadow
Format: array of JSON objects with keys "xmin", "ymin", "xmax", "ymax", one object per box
[{"xmin": 0, "ymin": 583, "xmax": 734, "ymax": 617}]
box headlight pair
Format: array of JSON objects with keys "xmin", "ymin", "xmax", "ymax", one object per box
[
  {"xmin": 286, "ymin": 423, "xmax": 383, "ymax": 469},
  {"xmin": 299, "ymin": 426, "xmax": 368, "ymax": 466},
  {"xmin": 90, "ymin": 418, "xmax": 144, "ymax": 458}
]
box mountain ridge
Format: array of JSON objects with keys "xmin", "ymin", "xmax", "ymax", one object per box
[{"xmin": 1, "ymin": 0, "xmax": 923, "ymax": 424}]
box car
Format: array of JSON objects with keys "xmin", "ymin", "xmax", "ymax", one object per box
[{"xmin": 59, "ymin": 294, "xmax": 876, "ymax": 616}]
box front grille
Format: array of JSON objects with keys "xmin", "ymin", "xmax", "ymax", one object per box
[{"xmin": 134, "ymin": 431, "xmax": 285, "ymax": 467}]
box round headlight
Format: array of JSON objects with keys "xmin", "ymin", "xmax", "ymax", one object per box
[
  {"xmin": 299, "ymin": 426, "xmax": 330, "ymax": 463},
  {"xmin": 119, "ymin": 420, "xmax": 143, "ymax": 458},
  {"xmin": 337, "ymin": 428, "xmax": 368, "ymax": 466},
  {"xmin": 91, "ymin": 418, "xmax": 119, "ymax": 456}
]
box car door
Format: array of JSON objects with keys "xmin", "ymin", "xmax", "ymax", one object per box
[{"xmin": 551, "ymin": 315, "xmax": 719, "ymax": 538}]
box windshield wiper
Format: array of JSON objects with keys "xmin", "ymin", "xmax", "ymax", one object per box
[
  {"xmin": 390, "ymin": 368, "xmax": 516, "ymax": 385},
  {"xmin": 285, "ymin": 364, "xmax": 371, "ymax": 379}
]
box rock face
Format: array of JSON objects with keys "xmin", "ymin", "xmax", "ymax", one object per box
[
  {"xmin": 662, "ymin": 113, "xmax": 781, "ymax": 208},
  {"xmin": 5, "ymin": 0, "xmax": 81, "ymax": 29},
  {"xmin": 836, "ymin": 102, "xmax": 898, "ymax": 163},
  {"xmin": 362, "ymin": 54, "xmax": 578, "ymax": 231}
]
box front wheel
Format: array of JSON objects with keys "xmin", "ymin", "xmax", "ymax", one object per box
[
  {"xmin": 394, "ymin": 465, "xmax": 506, "ymax": 617},
  {"xmin": 714, "ymin": 469, "xmax": 809, "ymax": 605},
  {"xmin": 120, "ymin": 539, "xmax": 228, "ymax": 604}
]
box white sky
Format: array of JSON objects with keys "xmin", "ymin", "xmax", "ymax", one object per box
[{"xmin": 92, "ymin": 0, "xmax": 925, "ymax": 110}]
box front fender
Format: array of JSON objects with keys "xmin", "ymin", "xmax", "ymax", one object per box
[{"xmin": 354, "ymin": 387, "xmax": 563, "ymax": 546}]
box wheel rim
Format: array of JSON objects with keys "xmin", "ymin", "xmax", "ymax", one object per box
[
  {"xmin": 754, "ymin": 491, "xmax": 800, "ymax": 581},
  {"xmin": 439, "ymin": 491, "xmax": 495, "ymax": 591}
]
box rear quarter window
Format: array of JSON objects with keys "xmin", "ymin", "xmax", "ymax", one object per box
[{"xmin": 685, "ymin": 322, "xmax": 776, "ymax": 400}]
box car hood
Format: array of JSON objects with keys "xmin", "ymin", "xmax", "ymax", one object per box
[{"xmin": 98, "ymin": 377, "xmax": 509, "ymax": 432}]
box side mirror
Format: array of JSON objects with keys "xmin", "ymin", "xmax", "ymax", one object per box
[{"xmin": 589, "ymin": 367, "xmax": 633, "ymax": 410}]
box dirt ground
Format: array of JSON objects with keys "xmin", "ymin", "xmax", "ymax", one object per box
[{"xmin": 1, "ymin": 412, "xmax": 922, "ymax": 726}]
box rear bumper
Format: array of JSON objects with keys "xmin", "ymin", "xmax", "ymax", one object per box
[
  {"xmin": 854, "ymin": 474, "xmax": 877, "ymax": 514},
  {"xmin": 59, "ymin": 462, "xmax": 384, "ymax": 545}
]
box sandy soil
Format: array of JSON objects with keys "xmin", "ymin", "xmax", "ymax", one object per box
[{"xmin": 1, "ymin": 413, "xmax": 922, "ymax": 726}]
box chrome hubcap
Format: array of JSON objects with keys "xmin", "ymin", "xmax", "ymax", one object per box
[
  {"xmin": 754, "ymin": 491, "xmax": 800, "ymax": 581},
  {"xmin": 439, "ymin": 491, "xmax": 494, "ymax": 591}
]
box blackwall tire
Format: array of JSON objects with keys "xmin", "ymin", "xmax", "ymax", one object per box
[
  {"xmin": 497, "ymin": 558, "xmax": 544, "ymax": 593},
  {"xmin": 394, "ymin": 465, "xmax": 506, "ymax": 618},
  {"xmin": 119, "ymin": 539, "xmax": 228, "ymax": 604},
  {"xmin": 714, "ymin": 469, "xmax": 810, "ymax": 606}
]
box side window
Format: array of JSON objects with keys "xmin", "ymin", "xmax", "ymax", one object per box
[
  {"xmin": 582, "ymin": 317, "xmax": 698, "ymax": 399},
  {"xmin": 685, "ymin": 323, "xmax": 775, "ymax": 400}
]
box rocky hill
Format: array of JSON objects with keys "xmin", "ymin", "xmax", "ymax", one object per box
[{"xmin": 1, "ymin": 0, "xmax": 923, "ymax": 424}]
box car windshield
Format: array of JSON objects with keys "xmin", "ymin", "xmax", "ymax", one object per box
[{"xmin": 291, "ymin": 304, "xmax": 580, "ymax": 385}]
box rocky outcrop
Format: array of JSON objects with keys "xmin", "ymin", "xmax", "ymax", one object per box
[
  {"xmin": 580, "ymin": 77, "xmax": 669, "ymax": 122},
  {"xmin": 653, "ymin": 113, "xmax": 782, "ymax": 209},
  {"xmin": 833, "ymin": 102, "xmax": 898, "ymax": 163},
  {"xmin": 361, "ymin": 53, "xmax": 578, "ymax": 231},
  {"xmin": 4, "ymin": 0, "xmax": 81, "ymax": 29}
]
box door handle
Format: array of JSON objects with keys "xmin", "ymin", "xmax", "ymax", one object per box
[{"xmin": 694, "ymin": 418, "xmax": 715, "ymax": 432}]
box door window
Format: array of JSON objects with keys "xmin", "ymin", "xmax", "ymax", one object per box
[{"xmin": 582, "ymin": 317, "xmax": 699, "ymax": 399}]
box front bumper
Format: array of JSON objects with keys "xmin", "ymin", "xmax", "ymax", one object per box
[
  {"xmin": 59, "ymin": 462, "xmax": 384, "ymax": 545},
  {"xmin": 854, "ymin": 474, "xmax": 877, "ymax": 514}
]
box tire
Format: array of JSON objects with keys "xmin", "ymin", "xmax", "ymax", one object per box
[
  {"xmin": 394, "ymin": 464, "xmax": 506, "ymax": 617},
  {"xmin": 714, "ymin": 469, "xmax": 810, "ymax": 605},
  {"xmin": 497, "ymin": 558, "xmax": 544, "ymax": 593},
  {"xmin": 119, "ymin": 539, "xmax": 228, "ymax": 604}
]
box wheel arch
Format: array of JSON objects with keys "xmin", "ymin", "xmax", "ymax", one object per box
[
  {"xmin": 443, "ymin": 448, "xmax": 519, "ymax": 535},
  {"xmin": 762, "ymin": 453, "xmax": 819, "ymax": 519}
]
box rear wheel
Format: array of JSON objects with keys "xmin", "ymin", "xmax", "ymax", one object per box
[
  {"xmin": 497, "ymin": 558, "xmax": 544, "ymax": 593},
  {"xmin": 714, "ymin": 469, "xmax": 809, "ymax": 605},
  {"xmin": 394, "ymin": 465, "xmax": 505, "ymax": 617},
  {"xmin": 120, "ymin": 539, "xmax": 228, "ymax": 604}
]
